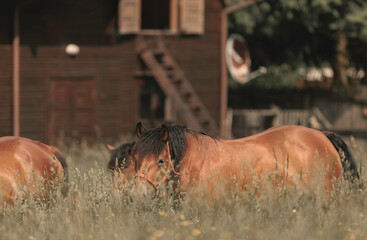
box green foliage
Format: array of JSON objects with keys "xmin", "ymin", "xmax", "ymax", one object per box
[{"xmin": 226, "ymin": 0, "xmax": 367, "ymax": 88}]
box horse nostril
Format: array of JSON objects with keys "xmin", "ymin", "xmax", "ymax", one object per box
[{"xmin": 131, "ymin": 178, "xmax": 155, "ymax": 199}]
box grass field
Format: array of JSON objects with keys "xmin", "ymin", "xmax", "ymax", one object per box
[{"xmin": 0, "ymin": 136, "xmax": 366, "ymax": 240}]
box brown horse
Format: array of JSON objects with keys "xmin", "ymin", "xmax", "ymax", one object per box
[
  {"xmin": 130, "ymin": 123, "xmax": 359, "ymax": 200},
  {"xmin": 107, "ymin": 142, "xmax": 135, "ymax": 188},
  {"xmin": 0, "ymin": 136, "xmax": 68, "ymax": 205}
]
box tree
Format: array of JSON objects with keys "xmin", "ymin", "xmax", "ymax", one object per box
[{"xmin": 226, "ymin": 0, "xmax": 367, "ymax": 89}]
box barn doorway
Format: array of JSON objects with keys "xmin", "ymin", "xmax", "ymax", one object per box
[
  {"xmin": 48, "ymin": 79, "xmax": 96, "ymax": 144},
  {"xmin": 139, "ymin": 80, "xmax": 165, "ymax": 126},
  {"xmin": 141, "ymin": 0, "xmax": 170, "ymax": 30}
]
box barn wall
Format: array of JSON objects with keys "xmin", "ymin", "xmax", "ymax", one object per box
[
  {"xmin": 16, "ymin": 43, "xmax": 139, "ymax": 142},
  {"xmin": 0, "ymin": 1, "xmax": 140, "ymax": 142},
  {"xmin": 0, "ymin": 45, "xmax": 13, "ymax": 137},
  {"xmin": 165, "ymin": 0, "xmax": 222, "ymax": 122},
  {"xmin": 0, "ymin": 0, "xmax": 223, "ymax": 142},
  {"xmin": 0, "ymin": 5, "xmax": 13, "ymax": 136}
]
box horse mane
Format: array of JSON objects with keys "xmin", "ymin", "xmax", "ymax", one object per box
[{"xmin": 132, "ymin": 124, "xmax": 218, "ymax": 171}]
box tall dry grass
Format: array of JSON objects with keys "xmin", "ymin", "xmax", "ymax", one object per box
[{"xmin": 0, "ymin": 136, "xmax": 366, "ymax": 240}]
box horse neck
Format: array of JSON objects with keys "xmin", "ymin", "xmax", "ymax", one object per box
[{"xmin": 180, "ymin": 133, "xmax": 219, "ymax": 171}]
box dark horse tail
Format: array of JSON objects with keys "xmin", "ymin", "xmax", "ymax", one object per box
[
  {"xmin": 323, "ymin": 131, "xmax": 360, "ymax": 183},
  {"xmin": 53, "ymin": 151, "xmax": 69, "ymax": 197}
]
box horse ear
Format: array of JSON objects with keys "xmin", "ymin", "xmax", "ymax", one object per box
[
  {"xmin": 160, "ymin": 124, "xmax": 169, "ymax": 142},
  {"xmin": 125, "ymin": 146, "xmax": 132, "ymax": 155},
  {"xmin": 107, "ymin": 144, "xmax": 115, "ymax": 151},
  {"xmin": 136, "ymin": 122, "xmax": 146, "ymax": 138}
]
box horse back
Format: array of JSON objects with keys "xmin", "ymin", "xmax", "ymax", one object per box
[
  {"xmin": 221, "ymin": 125, "xmax": 343, "ymax": 189},
  {"xmin": 0, "ymin": 137, "xmax": 65, "ymax": 177}
]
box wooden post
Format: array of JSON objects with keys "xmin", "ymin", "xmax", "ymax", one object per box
[
  {"xmin": 13, "ymin": 7, "xmax": 20, "ymax": 136},
  {"xmin": 220, "ymin": 0, "xmax": 263, "ymax": 138},
  {"xmin": 170, "ymin": 0, "xmax": 178, "ymax": 33},
  {"xmin": 220, "ymin": 10, "xmax": 227, "ymax": 138}
]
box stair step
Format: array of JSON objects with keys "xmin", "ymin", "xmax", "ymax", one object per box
[
  {"xmin": 159, "ymin": 63, "xmax": 173, "ymax": 71},
  {"xmin": 201, "ymin": 121, "xmax": 210, "ymax": 127},
  {"xmin": 191, "ymin": 106, "xmax": 201, "ymax": 113},
  {"xmin": 197, "ymin": 116, "xmax": 210, "ymax": 126},
  {"xmin": 185, "ymin": 98, "xmax": 201, "ymax": 107},
  {"xmin": 170, "ymin": 73, "xmax": 182, "ymax": 83},
  {"xmin": 134, "ymin": 70, "xmax": 153, "ymax": 78},
  {"xmin": 182, "ymin": 92, "xmax": 192, "ymax": 99},
  {"xmin": 134, "ymin": 70, "xmax": 177, "ymax": 80},
  {"xmin": 165, "ymin": 70, "xmax": 179, "ymax": 79},
  {"xmin": 171, "ymin": 78, "xmax": 182, "ymax": 85},
  {"xmin": 161, "ymin": 55, "xmax": 174, "ymax": 68},
  {"xmin": 152, "ymin": 49, "xmax": 164, "ymax": 56}
]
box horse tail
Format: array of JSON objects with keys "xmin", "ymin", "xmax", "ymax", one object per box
[
  {"xmin": 49, "ymin": 146, "xmax": 68, "ymax": 196},
  {"xmin": 323, "ymin": 131, "xmax": 360, "ymax": 183}
]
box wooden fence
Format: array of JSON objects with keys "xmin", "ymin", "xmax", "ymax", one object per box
[{"xmin": 226, "ymin": 106, "xmax": 366, "ymax": 138}]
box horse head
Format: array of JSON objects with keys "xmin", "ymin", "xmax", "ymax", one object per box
[
  {"xmin": 131, "ymin": 122, "xmax": 181, "ymax": 199},
  {"xmin": 107, "ymin": 142, "xmax": 135, "ymax": 187}
]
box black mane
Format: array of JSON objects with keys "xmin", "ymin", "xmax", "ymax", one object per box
[
  {"xmin": 132, "ymin": 124, "xmax": 217, "ymax": 171},
  {"xmin": 108, "ymin": 142, "xmax": 135, "ymax": 171}
]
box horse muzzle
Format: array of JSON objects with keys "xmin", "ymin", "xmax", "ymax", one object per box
[{"xmin": 130, "ymin": 176, "xmax": 157, "ymax": 200}]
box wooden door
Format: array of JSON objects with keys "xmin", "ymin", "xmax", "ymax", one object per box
[{"xmin": 49, "ymin": 80, "xmax": 96, "ymax": 144}]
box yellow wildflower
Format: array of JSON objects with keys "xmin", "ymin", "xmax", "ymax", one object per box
[
  {"xmin": 192, "ymin": 228, "xmax": 201, "ymax": 236},
  {"xmin": 150, "ymin": 230, "xmax": 164, "ymax": 240}
]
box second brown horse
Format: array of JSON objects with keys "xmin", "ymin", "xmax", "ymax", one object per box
[
  {"xmin": 107, "ymin": 142, "xmax": 135, "ymax": 189},
  {"xmin": 130, "ymin": 123, "xmax": 359, "ymax": 200}
]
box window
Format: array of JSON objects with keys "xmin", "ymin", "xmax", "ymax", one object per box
[
  {"xmin": 141, "ymin": 0, "xmax": 170, "ymax": 30},
  {"xmin": 118, "ymin": 0, "xmax": 204, "ymax": 35}
]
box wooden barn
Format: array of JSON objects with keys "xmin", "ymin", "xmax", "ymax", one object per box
[{"xmin": 0, "ymin": 0, "xmax": 225, "ymax": 143}]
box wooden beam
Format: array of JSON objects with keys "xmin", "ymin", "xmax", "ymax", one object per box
[
  {"xmin": 170, "ymin": 0, "xmax": 178, "ymax": 33},
  {"xmin": 13, "ymin": 7, "xmax": 20, "ymax": 136},
  {"xmin": 220, "ymin": 0, "xmax": 263, "ymax": 138},
  {"xmin": 224, "ymin": 0, "xmax": 263, "ymax": 15},
  {"xmin": 220, "ymin": 10, "xmax": 227, "ymax": 138}
]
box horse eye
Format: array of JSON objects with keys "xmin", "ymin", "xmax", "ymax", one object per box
[{"xmin": 157, "ymin": 159, "xmax": 164, "ymax": 165}]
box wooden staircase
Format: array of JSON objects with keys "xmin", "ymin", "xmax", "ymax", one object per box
[{"xmin": 135, "ymin": 36, "xmax": 218, "ymax": 134}]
